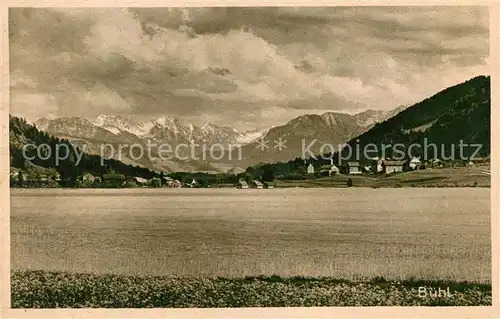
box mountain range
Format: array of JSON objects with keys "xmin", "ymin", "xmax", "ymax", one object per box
[
  {"xmin": 35, "ymin": 115, "xmax": 264, "ymax": 147},
  {"xmin": 32, "ymin": 107, "xmax": 405, "ymax": 173},
  {"xmin": 221, "ymin": 106, "xmax": 407, "ymax": 168},
  {"xmin": 13, "ymin": 75, "xmax": 490, "ymax": 176}
]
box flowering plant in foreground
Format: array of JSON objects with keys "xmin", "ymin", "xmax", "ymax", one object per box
[{"xmin": 11, "ymin": 270, "xmax": 491, "ymax": 308}]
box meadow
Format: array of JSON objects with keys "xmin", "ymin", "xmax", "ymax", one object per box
[
  {"xmin": 275, "ymin": 166, "xmax": 491, "ymax": 188},
  {"xmin": 11, "ymin": 270, "xmax": 492, "ymax": 307}
]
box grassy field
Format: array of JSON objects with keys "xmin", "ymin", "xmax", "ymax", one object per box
[
  {"xmin": 275, "ymin": 166, "xmax": 491, "ymax": 188},
  {"xmin": 11, "ymin": 270, "xmax": 492, "ymax": 307}
]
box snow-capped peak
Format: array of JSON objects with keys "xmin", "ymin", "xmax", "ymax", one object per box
[
  {"xmin": 235, "ymin": 128, "xmax": 268, "ymax": 144},
  {"xmin": 94, "ymin": 114, "xmax": 153, "ymax": 137},
  {"xmin": 94, "ymin": 114, "xmax": 132, "ymax": 128}
]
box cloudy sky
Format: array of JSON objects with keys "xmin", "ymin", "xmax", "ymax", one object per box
[{"xmin": 9, "ymin": 7, "xmax": 489, "ymax": 131}]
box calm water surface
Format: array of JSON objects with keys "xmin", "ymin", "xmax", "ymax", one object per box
[{"xmin": 10, "ymin": 188, "xmax": 491, "ymax": 281}]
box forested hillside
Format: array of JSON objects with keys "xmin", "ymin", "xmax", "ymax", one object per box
[
  {"xmin": 10, "ymin": 116, "xmax": 158, "ymax": 185},
  {"xmin": 314, "ymin": 75, "xmax": 490, "ymax": 166},
  {"xmin": 334, "ymin": 76, "xmax": 489, "ymax": 161}
]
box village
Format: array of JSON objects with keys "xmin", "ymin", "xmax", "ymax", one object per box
[
  {"xmin": 281, "ymin": 156, "xmax": 491, "ymax": 188},
  {"xmin": 305, "ymin": 156, "xmax": 485, "ymax": 176},
  {"xmin": 9, "ymin": 168, "xmax": 185, "ymax": 189},
  {"xmin": 8, "ymin": 167, "xmax": 276, "ymax": 189},
  {"xmin": 9, "ymin": 156, "xmax": 490, "ymax": 189}
]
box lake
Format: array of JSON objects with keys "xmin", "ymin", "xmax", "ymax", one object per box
[{"xmin": 10, "ymin": 188, "xmax": 491, "ymax": 282}]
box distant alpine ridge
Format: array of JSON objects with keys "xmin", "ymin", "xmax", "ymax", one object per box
[
  {"xmin": 35, "ymin": 115, "xmax": 265, "ymax": 148},
  {"xmin": 32, "ymin": 106, "xmax": 405, "ymax": 173},
  {"xmin": 228, "ymin": 106, "xmax": 407, "ymax": 166},
  {"xmin": 32, "ymin": 107, "xmax": 403, "ymax": 172}
]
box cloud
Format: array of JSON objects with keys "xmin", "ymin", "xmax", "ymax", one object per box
[{"xmin": 9, "ymin": 7, "xmax": 489, "ymax": 128}]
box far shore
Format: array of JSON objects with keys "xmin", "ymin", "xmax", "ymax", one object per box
[
  {"xmin": 9, "ymin": 184, "xmax": 491, "ymax": 190},
  {"xmin": 10, "ymin": 165, "xmax": 491, "ymax": 190}
]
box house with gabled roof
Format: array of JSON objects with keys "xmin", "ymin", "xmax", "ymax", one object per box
[
  {"xmin": 307, "ymin": 163, "xmax": 315, "ymax": 174},
  {"xmin": 348, "ymin": 162, "xmax": 361, "ymax": 175},
  {"xmin": 237, "ymin": 179, "xmax": 248, "ymax": 189},
  {"xmin": 385, "ymin": 160, "xmax": 405, "ymax": 174},
  {"xmin": 251, "ymin": 180, "xmax": 264, "ymax": 189},
  {"xmin": 237, "ymin": 179, "xmax": 249, "ymax": 189}
]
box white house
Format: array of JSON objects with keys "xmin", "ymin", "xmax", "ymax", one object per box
[
  {"xmin": 328, "ymin": 159, "xmax": 340, "ymax": 176},
  {"xmin": 307, "ymin": 163, "xmax": 315, "ymax": 174},
  {"xmin": 409, "ymin": 157, "xmax": 422, "ymax": 170},
  {"xmin": 376, "ymin": 159, "xmax": 386, "ymax": 173},
  {"xmin": 348, "ymin": 162, "xmax": 361, "ymax": 174},
  {"xmin": 385, "ymin": 160, "xmax": 405, "ymax": 174},
  {"xmin": 237, "ymin": 179, "xmax": 249, "ymax": 189},
  {"xmin": 251, "ymin": 180, "xmax": 264, "ymax": 189},
  {"xmin": 329, "ymin": 165, "xmax": 340, "ymax": 176}
]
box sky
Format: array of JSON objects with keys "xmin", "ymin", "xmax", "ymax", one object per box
[{"xmin": 9, "ymin": 7, "xmax": 490, "ymax": 131}]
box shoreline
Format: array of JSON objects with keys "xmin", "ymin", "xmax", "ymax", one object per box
[
  {"xmin": 9, "ymin": 184, "xmax": 492, "ymax": 190},
  {"xmin": 10, "ymin": 165, "xmax": 491, "ymax": 189}
]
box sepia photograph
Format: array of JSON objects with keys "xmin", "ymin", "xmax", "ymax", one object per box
[{"xmin": 2, "ymin": 3, "xmax": 498, "ymax": 315}]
